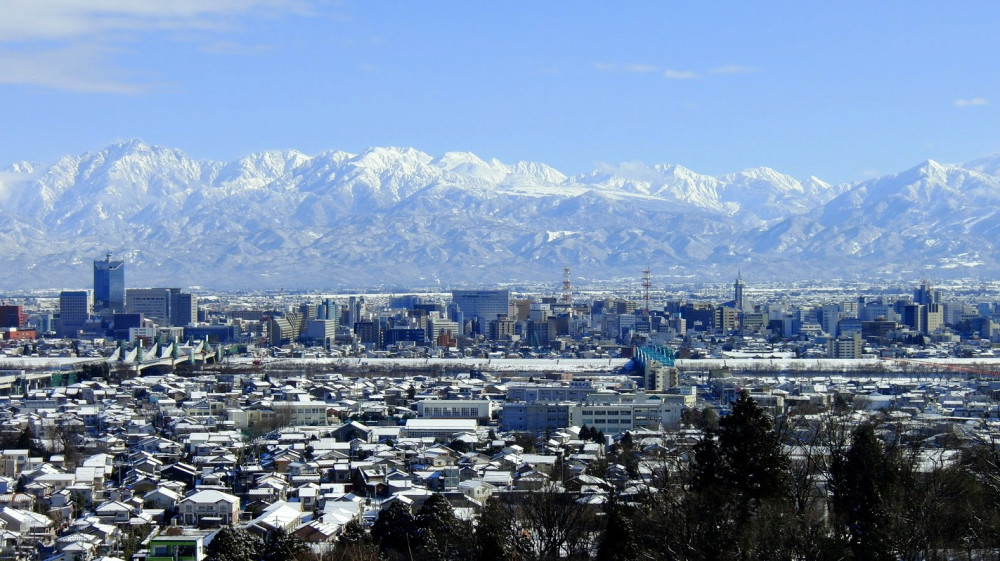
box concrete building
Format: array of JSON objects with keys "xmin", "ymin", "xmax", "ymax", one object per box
[
  {"xmin": 126, "ymin": 288, "xmax": 197, "ymax": 327},
  {"xmin": 416, "ymin": 399, "xmax": 493, "ymax": 422},
  {"xmin": 0, "ymin": 306, "xmax": 27, "ymax": 329},
  {"xmin": 127, "ymin": 289, "xmax": 171, "ymax": 325},
  {"xmin": 306, "ymin": 319, "xmax": 339, "ymax": 345},
  {"xmin": 500, "ymin": 402, "xmax": 571, "ymax": 432},
  {"xmin": 170, "ymin": 291, "xmax": 198, "ymax": 327},
  {"xmin": 828, "ymin": 332, "xmax": 863, "ymax": 359},
  {"xmin": 507, "ymin": 381, "xmax": 595, "ymax": 403},
  {"xmin": 569, "ymin": 392, "xmax": 683, "ymax": 434},
  {"xmin": 401, "ymin": 418, "xmax": 478, "ymax": 439},
  {"xmin": 58, "ymin": 290, "xmax": 91, "ymax": 337}
]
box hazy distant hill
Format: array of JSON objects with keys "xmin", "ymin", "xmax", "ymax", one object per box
[{"xmin": 0, "ymin": 139, "xmax": 995, "ymax": 289}]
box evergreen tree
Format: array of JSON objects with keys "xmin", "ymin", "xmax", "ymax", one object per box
[
  {"xmin": 476, "ymin": 497, "xmax": 513, "ymax": 561},
  {"xmin": 415, "ymin": 493, "xmax": 470, "ymax": 561},
  {"xmin": 620, "ymin": 431, "xmax": 634, "ymax": 451},
  {"xmin": 716, "ymin": 391, "xmax": 789, "ymax": 509},
  {"xmin": 336, "ymin": 519, "xmax": 380, "ymax": 560},
  {"xmin": 829, "ymin": 423, "xmax": 902, "ymax": 561},
  {"xmin": 204, "ymin": 526, "xmax": 263, "ymax": 561},
  {"xmin": 261, "ymin": 528, "xmax": 310, "ymax": 561},
  {"xmin": 596, "ymin": 500, "xmax": 640, "ymax": 561},
  {"xmin": 372, "ymin": 500, "xmax": 418, "ymax": 560}
]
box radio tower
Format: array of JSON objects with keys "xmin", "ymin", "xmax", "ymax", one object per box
[
  {"xmin": 561, "ymin": 266, "xmax": 572, "ymax": 304},
  {"xmin": 642, "ymin": 267, "xmax": 652, "ymax": 315}
]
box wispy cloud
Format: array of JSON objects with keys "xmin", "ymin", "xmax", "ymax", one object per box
[
  {"xmin": 664, "ymin": 69, "xmax": 697, "ymax": 80},
  {"xmin": 0, "ymin": 0, "xmax": 312, "ymax": 92},
  {"xmin": 954, "ymin": 97, "xmax": 989, "ymax": 108},
  {"xmin": 0, "ymin": 44, "xmax": 148, "ymax": 93},
  {"xmin": 200, "ymin": 41, "xmax": 274, "ymax": 55},
  {"xmin": 623, "ymin": 63, "xmax": 658, "ymax": 74},
  {"xmin": 709, "ymin": 65, "xmax": 756, "ymax": 75},
  {"xmin": 595, "ymin": 62, "xmax": 747, "ymax": 80}
]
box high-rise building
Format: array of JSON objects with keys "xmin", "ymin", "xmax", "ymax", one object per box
[
  {"xmin": 0, "ymin": 305, "xmax": 28, "ymax": 328},
  {"xmin": 59, "ymin": 290, "xmax": 91, "ymax": 337},
  {"xmin": 127, "ymin": 288, "xmax": 172, "ymax": 325},
  {"xmin": 913, "ymin": 281, "xmax": 940, "ymax": 306},
  {"xmin": 127, "ymin": 288, "xmax": 197, "ymax": 326},
  {"xmin": 451, "ymin": 289, "xmax": 510, "ymax": 336},
  {"xmin": 170, "ymin": 291, "xmax": 198, "ymax": 327},
  {"xmin": 734, "ymin": 272, "xmax": 745, "ymax": 311},
  {"xmin": 93, "ymin": 254, "xmax": 125, "ymax": 312}
]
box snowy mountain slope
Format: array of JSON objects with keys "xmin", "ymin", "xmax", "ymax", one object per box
[{"xmin": 2, "ymin": 140, "xmax": 1000, "ymax": 289}]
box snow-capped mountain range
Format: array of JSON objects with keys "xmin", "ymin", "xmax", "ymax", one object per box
[{"xmin": 0, "ymin": 139, "xmax": 997, "ymax": 289}]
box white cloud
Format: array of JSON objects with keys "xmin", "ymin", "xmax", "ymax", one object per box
[
  {"xmin": 592, "ymin": 62, "xmax": 616, "ymax": 72},
  {"xmin": 0, "ymin": 0, "xmax": 311, "ymax": 92},
  {"xmin": 200, "ymin": 41, "xmax": 274, "ymax": 56},
  {"xmin": 0, "ymin": 0, "xmax": 309, "ymax": 41},
  {"xmin": 664, "ymin": 69, "xmax": 697, "ymax": 80},
  {"xmin": 0, "ymin": 45, "xmax": 147, "ymax": 93},
  {"xmin": 709, "ymin": 65, "xmax": 756, "ymax": 75},
  {"xmin": 954, "ymin": 97, "xmax": 989, "ymax": 108},
  {"xmin": 623, "ymin": 63, "xmax": 658, "ymax": 74}
]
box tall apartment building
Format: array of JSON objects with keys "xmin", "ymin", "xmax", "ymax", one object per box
[
  {"xmin": 828, "ymin": 332, "xmax": 864, "ymax": 359},
  {"xmin": 93, "ymin": 254, "xmax": 125, "ymax": 312}
]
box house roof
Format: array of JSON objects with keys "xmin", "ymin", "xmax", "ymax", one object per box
[{"xmin": 180, "ymin": 490, "xmax": 239, "ymax": 505}]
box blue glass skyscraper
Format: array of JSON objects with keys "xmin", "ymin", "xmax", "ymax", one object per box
[{"xmin": 94, "ymin": 253, "xmax": 125, "ymax": 312}]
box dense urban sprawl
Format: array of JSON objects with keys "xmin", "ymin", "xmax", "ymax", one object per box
[{"xmin": 2, "ymin": 258, "xmax": 1000, "ymax": 559}]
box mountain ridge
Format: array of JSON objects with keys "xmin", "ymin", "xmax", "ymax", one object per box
[{"xmin": 0, "ymin": 140, "xmax": 997, "ymax": 289}]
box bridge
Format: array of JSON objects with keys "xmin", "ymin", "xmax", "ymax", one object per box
[
  {"xmin": 633, "ymin": 344, "xmax": 678, "ymax": 390},
  {"xmin": 107, "ymin": 340, "xmax": 222, "ymax": 375},
  {"xmin": 635, "ymin": 344, "xmax": 676, "ymax": 369}
]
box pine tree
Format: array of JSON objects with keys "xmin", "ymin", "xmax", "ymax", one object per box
[
  {"xmin": 261, "ymin": 528, "xmax": 310, "ymax": 561},
  {"xmin": 476, "ymin": 497, "xmax": 513, "ymax": 561},
  {"xmin": 829, "ymin": 423, "xmax": 901, "ymax": 561},
  {"xmin": 204, "ymin": 526, "xmax": 263, "ymax": 561},
  {"xmin": 415, "ymin": 493, "xmax": 470, "ymax": 561},
  {"xmin": 596, "ymin": 500, "xmax": 640, "ymax": 561},
  {"xmin": 336, "ymin": 519, "xmax": 379, "ymax": 560},
  {"xmin": 716, "ymin": 391, "xmax": 789, "ymax": 508},
  {"xmin": 372, "ymin": 500, "xmax": 418, "ymax": 560}
]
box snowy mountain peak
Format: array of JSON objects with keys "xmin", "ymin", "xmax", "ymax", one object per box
[
  {"xmin": 352, "ymin": 146, "xmax": 433, "ymax": 171},
  {"xmin": 3, "ymin": 161, "xmax": 36, "ymax": 175},
  {"xmin": 5, "ymin": 141, "xmax": 1000, "ymax": 288}
]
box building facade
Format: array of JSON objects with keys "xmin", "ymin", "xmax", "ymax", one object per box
[
  {"xmin": 58, "ymin": 291, "xmax": 91, "ymax": 337},
  {"xmin": 93, "ymin": 254, "xmax": 125, "ymax": 312},
  {"xmin": 451, "ymin": 290, "xmax": 510, "ymax": 336}
]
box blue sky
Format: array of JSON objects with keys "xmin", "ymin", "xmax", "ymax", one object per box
[{"xmin": 1, "ymin": 1, "xmax": 998, "ymax": 184}]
